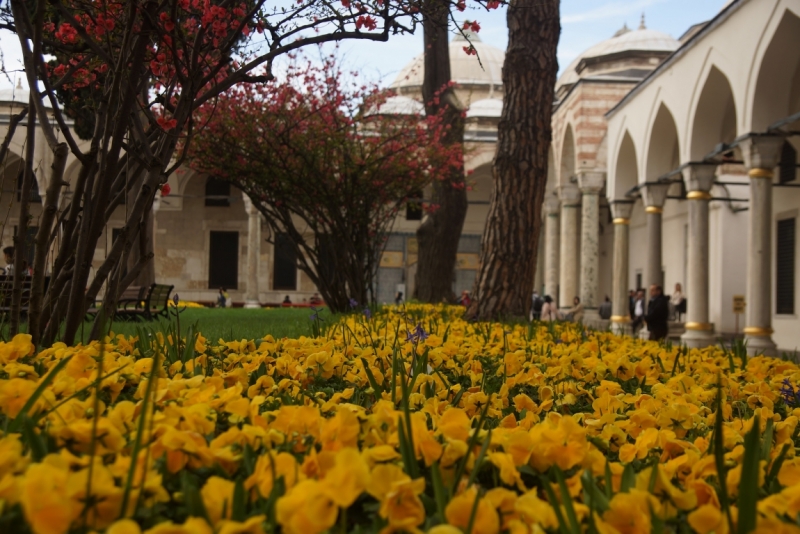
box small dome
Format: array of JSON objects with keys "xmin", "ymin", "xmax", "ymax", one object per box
[
  {"xmin": 391, "ymin": 32, "xmax": 505, "ymax": 90},
  {"xmin": 556, "ymin": 25, "xmax": 679, "ymax": 92},
  {"xmin": 0, "ymin": 79, "xmax": 52, "ymax": 109},
  {"xmin": 466, "ymin": 98, "xmax": 503, "ymax": 118},
  {"xmin": 366, "ymin": 95, "xmax": 424, "ymax": 116}
]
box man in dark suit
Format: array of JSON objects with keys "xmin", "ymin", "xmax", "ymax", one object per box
[{"xmin": 645, "ymin": 284, "xmax": 670, "ymax": 341}]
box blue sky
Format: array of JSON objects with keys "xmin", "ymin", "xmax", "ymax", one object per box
[
  {"xmin": 338, "ymin": 0, "xmax": 729, "ymax": 85},
  {"xmin": 0, "ymin": 0, "xmax": 727, "ymax": 90}
]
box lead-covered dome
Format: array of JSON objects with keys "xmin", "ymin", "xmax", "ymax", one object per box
[
  {"xmin": 556, "ymin": 19, "xmax": 679, "ymax": 97},
  {"xmin": 391, "ymin": 32, "xmax": 505, "ymax": 91}
]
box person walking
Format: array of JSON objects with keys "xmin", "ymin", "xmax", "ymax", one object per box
[
  {"xmin": 645, "ymin": 284, "xmax": 670, "ymax": 341},
  {"xmin": 539, "ymin": 295, "xmax": 559, "ymax": 321}
]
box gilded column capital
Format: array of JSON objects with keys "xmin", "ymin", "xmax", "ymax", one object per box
[
  {"xmin": 610, "ymin": 200, "xmax": 634, "ymax": 220},
  {"xmin": 682, "ymin": 162, "xmax": 717, "ymax": 194},
  {"xmin": 739, "ymin": 134, "xmax": 784, "ymax": 172},
  {"xmin": 642, "ymin": 182, "xmax": 670, "ymax": 209}
]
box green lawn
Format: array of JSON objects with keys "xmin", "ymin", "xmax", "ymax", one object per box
[
  {"xmin": 3, "ymin": 307, "xmax": 337, "ymax": 345},
  {"xmin": 97, "ymin": 307, "xmax": 333, "ymax": 343}
]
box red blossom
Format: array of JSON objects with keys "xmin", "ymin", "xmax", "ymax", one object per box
[{"xmin": 160, "ymin": 184, "xmax": 172, "ymax": 196}]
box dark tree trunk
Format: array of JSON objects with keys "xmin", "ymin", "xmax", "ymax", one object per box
[
  {"xmin": 468, "ymin": 0, "xmax": 560, "ymax": 320},
  {"xmin": 413, "ymin": 0, "xmax": 467, "ymax": 303}
]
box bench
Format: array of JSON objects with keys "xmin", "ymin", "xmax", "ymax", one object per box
[
  {"xmin": 0, "ymin": 275, "xmax": 51, "ymax": 316},
  {"xmin": 87, "ymin": 283, "xmax": 174, "ymax": 322}
]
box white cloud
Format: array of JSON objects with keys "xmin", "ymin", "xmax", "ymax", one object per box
[{"xmin": 562, "ymin": 0, "xmax": 668, "ymax": 24}]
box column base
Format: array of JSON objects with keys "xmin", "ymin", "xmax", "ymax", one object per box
[
  {"xmin": 744, "ymin": 334, "xmax": 777, "ymax": 357},
  {"xmin": 243, "ymin": 300, "xmax": 261, "ymax": 309},
  {"xmin": 681, "ymin": 329, "xmax": 715, "ymax": 349}
]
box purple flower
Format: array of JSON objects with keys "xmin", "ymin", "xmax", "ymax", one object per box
[
  {"xmin": 363, "ymin": 307, "xmax": 372, "ymax": 319},
  {"xmin": 173, "ymin": 293, "xmax": 180, "ymax": 306},
  {"xmin": 781, "ymin": 378, "xmax": 800, "ymax": 407},
  {"xmin": 349, "ymin": 298, "xmax": 358, "ymax": 309},
  {"xmin": 406, "ymin": 323, "xmax": 429, "ymax": 343}
]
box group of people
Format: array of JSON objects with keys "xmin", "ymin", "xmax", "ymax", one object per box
[{"xmin": 528, "ymin": 283, "xmax": 683, "ymax": 341}]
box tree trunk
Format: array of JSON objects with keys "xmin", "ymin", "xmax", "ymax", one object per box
[
  {"xmin": 468, "ymin": 0, "xmax": 560, "ymax": 320},
  {"xmin": 413, "ymin": 0, "xmax": 467, "ymax": 303}
]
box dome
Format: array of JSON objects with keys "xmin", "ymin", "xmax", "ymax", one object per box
[
  {"xmin": 391, "ymin": 32, "xmax": 505, "ymax": 90},
  {"xmin": 366, "ymin": 95, "xmax": 425, "ymax": 116},
  {"xmin": 466, "ymin": 98, "xmax": 503, "ymax": 118},
  {"xmin": 555, "ymin": 21, "xmax": 680, "ymax": 92}
]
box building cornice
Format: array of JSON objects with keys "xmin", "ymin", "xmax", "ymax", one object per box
[{"xmin": 605, "ymin": 0, "xmax": 746, "ymax": 119}]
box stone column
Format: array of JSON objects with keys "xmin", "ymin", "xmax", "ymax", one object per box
[
  {"xmin": 610, "ymin": 200, "xmax": 634, "ymax": 335},
  {"xmin": 558, "ymin": 184, "xmax": 581, "ymax": 309},
  {"xmin": 533, "ymin": 224, "xmax": 545, "ymax": 294},
  {"xmin": 638, "ymin": 183, "xmax": 670, "ymax": 339},
  {"xmin": 740, "ymin": 135, "xmax": 783, "ymax": 356},
  {"xmin": 642, "ymin": 183, "xmax": 670, "ymax": 291},
  {"xmin": 543, "ymin": 194, "xmax": 560, "ymax": 301},
  {"xmin": 578, "ymin": 171, "xmax": 605, "ymax": 322},
  {"xmin": 680, "ymin": 163, "xmax": 717, "ymax": 349},
  {"xmin": 243, "ymin": 195, "xmax": 261, "ymax": 309}
]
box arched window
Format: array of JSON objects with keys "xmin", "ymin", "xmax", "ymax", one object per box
[
  {"xmin": 16, "ymin": 170, "xmax": 41, "ymax": 203},
  {"xmin": 205, "ymin": 177, "xmax": 230, "ymax": 206}
]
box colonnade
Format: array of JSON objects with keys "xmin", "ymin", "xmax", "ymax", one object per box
[{"xmin": 542, "ymin": 133, "xmax": 782, "ymax": 354}]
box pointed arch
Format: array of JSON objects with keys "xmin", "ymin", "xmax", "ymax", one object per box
[
  {"xmin": 645, "ymin": 103, "xmax": 680, "ymax": 182},
  {"xmin": 751, "ymin": 8, "xmax": 800, "ymax": 131},
  {"xmin": 614, "ymin": 131, "xmax": 638, "ymax": 200},
  {"xmin": 690, "ymin": 66, "xmax": 738, "ymax": 160}
]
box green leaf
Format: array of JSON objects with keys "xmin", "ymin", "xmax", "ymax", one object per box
[
  {"xmin": 542, "ymin": 474, "xmax": 572, "ymax": 534},
  {"xmin": 581, "ymin": 470, "xmax": 609, "ymax": 513},
  {"xmin": 361, "ymin": 357, "xmax": 384, "ymax": 395},
  {"xmin": 553, "ymin": 467, "xmax": 581, "ymax": 534},
  {"xmin": 430, "ymin": 461, "xmax": 449, "ymax": 523},
  {"xmin": 20, "ymin": 416, "xmax": 47, "ymax": 461},
  {"xmin": 765, "ymin": 443, "xmax": 790, "ymax": 492},
  {"xmin": 737, "ymin": 414, "xmax": 761, "ymax": 534},
  {"xmin": 760, "ymin": 417, "xmax": 774, "ymax": 463},
  {"xmin": 620, "ymin": 463, "xmax": 635, "ymax": 493},
  {"xmin": 232, "ymin": 477, "xmax": 247, "ymax": 521},
  {"xmin": 713, "ymin": 379, "xmax": 735, "ymax": 532}
]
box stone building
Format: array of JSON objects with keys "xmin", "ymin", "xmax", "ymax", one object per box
[{"xmin": 1, "ymin": 0, "xmax": 799, "ymax": 352}]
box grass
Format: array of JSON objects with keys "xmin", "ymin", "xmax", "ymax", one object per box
[{"xmin": 3, "ymin": 307, "xmax": 338, "ymax": 345}]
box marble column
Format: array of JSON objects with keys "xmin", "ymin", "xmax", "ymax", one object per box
[
  {"xmin": 578, "ymin": 171, "xmax": 605, "ymax": 322},
  {"xmin": 680, "ymin": 163, "xmax": 717, "ymax": 349},
  {"xmin": 610, "ymin": 200, "xmax": 634, "ymax": 335},
  {"xmin": 544, "ymin": 194, "xmax": 560, "ymax": 301},
  {"xmin": 740, "ymin": 135, "xmax": 783, "ymax": 356},
  {"xmin": 243, "ymin": 195, "xmax": 261, "ymax": 309},
  {"xmin": 558, "ymin": 184, "xmax": 581, "ymax": 309}
]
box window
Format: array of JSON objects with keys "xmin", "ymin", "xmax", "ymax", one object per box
[
  {"xmin": 205, "ymin": 177, "xmax": 231, "ymax": 207},
  {"xmin": 777, "ymin": 217, "xmax": 796, "ymax": 315},
  {"xmin": 273, "ymin": 233, "xmax": 297, "ymax": 290},
  {"xmin": 208, "ymin": 231, "xmax": 239, "ymax": 289},
  {"xmin": 780, "ymin": 142, "xmax": 797, "ymax": 184},
  {"xmin": 406, "ymin": 190, "xmax": 423, "ymax": 221},
  {"xmin": 16, "ymin": 171, "xmax": 41, "ymax": 203}
]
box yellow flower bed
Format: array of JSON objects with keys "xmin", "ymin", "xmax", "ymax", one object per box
[
  {"xmin": 168, "ymin": 300, "xmax": 206, "ymax": 308},
  {"xmin": 0, "ymin": 304, "xmax": 798, "ymax": 534}
]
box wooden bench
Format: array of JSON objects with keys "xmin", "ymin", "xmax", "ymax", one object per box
[
  {"xmin": 0, "ymin": 275, "xmax": 51, "ymax": 316},
  {"xmin": 87, "ymin": 283, "xmax": 174, "ymax": 322}
]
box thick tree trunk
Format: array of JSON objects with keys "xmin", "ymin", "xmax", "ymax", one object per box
[
  {"xmin": 468, "ymin": 0, "xmax": 560, "ymax": 320},
  {"xmin": 413, "ymin": 0, "xmax": 467, "ymax": 303}
]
